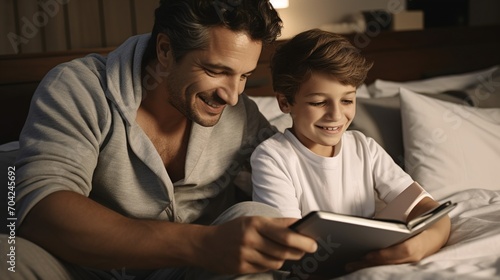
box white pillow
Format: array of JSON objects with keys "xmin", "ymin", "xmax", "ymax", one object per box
[
  {"xmin": 369, "ymin": 65, "xmax": 499, "ymax": 98},
  {"xmin": 248, "ymin": 96, "xmax": 292, "ymax": 132},
  {"xmin": 356, "ymin": 83, "xmax": 371, "ymax": 99},
  {"xmin": 248, "ymin": 96, "xmax": 282, "ymax": 121},
  {"xmin": 400, "ymin": 88, "xmax": 500, "ymax": 200},
  {"xmin": 0, "ymin": 141, "xmax": 19, "ymax": 152}
]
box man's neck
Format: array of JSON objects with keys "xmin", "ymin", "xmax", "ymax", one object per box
[
  {"xmin": 139, "ymin": 61, "xmax": 189, "ymax": 134},
  {"xmin": 136, "ymin": 87, "xmax": 192, "ymax": 180}
]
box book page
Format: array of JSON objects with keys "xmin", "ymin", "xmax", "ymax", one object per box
[{"xmin": 374, "ymin": 182, "xmax": 431, "ymax": 222}]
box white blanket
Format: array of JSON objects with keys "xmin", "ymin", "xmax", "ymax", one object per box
[{"xmin": 338, "ymin": 188, "xmax": 500, "ymax": 280}]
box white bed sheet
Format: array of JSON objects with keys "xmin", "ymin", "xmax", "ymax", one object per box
[{"xmin": 336, "ymin": 188, "xmax": 500, "ymax": 280}]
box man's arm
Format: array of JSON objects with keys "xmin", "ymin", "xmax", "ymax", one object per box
[{"xmin": 19, "ymin": 190, "xmax": 317, "ymax": 274}]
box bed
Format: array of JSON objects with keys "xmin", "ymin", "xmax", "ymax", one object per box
[
  {"xmin": 1, "ymin": 25, "xmax": 500, "ymax": 279},
  {"xmin": 247, "ymin": 25, "xmax": 500, "ymax": 279}
]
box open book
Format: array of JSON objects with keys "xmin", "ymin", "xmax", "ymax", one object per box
[{"xmin": 284, "ymin": 200, "xmax": 456, "ymax": 278}]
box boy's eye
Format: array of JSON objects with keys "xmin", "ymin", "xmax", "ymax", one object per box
[
  {"xmin": 309, "ymin": 101, "xmax": 326, "ymax": 107},
  {"xmin": 342, "ymin": 99, "xmax": 354, "ymax": 104}
]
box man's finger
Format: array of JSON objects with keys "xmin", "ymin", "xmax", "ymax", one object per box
[{"xmin": 257, "ymin": 217, "xmax": 318, "ymax": 253}]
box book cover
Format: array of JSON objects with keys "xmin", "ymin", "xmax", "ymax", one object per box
[{"xmin": 284, "ymin": 200, "xmax": 456, "ymax": 278}]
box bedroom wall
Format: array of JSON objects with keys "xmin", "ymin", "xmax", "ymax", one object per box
[
  {"xmin": 1, "ymin": 0, "xmax": 499, "ymax": 55},
  {"xmin": 0, "ymin": 0, "xmax": 406, "ymax": 54},
  {"xmin": 275, "ymin": 0, "xmax": 406, "ymax": 39},
  {"xmin": 469, "ymin": 0, "xmax": 500, "ymax": 27},
  {"xmin": 0, "ymin": 0, "xmax": 159, "ymax": 55},
  {"xmin": 276, "ymin": 0, "xmax": 500, "ymax": 39}
]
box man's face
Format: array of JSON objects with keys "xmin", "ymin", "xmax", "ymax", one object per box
[
  {"xmin": 164, "ymin": 27, "xmax": 262, "ymax": 127},
  {"xmin": 280, "ymin": 72, "xmax": 357, "ymax": 157}
]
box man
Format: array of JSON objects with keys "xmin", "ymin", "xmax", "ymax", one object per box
[{"xmin": 2, "ymin": 0, "xmax": 316, "ymax": 279}]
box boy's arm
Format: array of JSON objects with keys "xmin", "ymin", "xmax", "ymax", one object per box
[
  {"xmin": 19, "ymin": 190, "xmax": 317, "ymax": 274},
  {"xmin": 374, "ymin": 181, "xmax": 432, "ymax": 222}
]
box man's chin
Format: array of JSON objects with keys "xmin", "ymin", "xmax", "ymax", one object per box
[{"xmin": 192, "ymin": 114, "xmax": 222, "ymax": 127}]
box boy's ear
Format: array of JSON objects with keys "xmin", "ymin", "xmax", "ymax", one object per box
[{"xmin": 276, "ymin": 93, "xmax": 291, "ymax": 113}]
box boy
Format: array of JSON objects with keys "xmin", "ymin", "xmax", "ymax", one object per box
[{"xmin": 251, "ymin": 29, "xmax": 451, "ymax": 272}]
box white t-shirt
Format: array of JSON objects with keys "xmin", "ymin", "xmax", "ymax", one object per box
[{"xmin": 251, "ymin": 129, "xmax": 414, "ymax": 219}]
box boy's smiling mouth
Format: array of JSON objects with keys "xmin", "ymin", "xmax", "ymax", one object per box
[{"xmin": 316, "ymin": 125, "xmax": 342, "ymax": 131}]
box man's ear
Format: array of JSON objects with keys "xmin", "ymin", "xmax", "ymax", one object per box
[
  {"xmin": 276, "ymin": 92, "xmax": 291, "ymax": 113},
  {"xmin": 156, "ymin": 33, "xmax": 172, "ymax": 66}
]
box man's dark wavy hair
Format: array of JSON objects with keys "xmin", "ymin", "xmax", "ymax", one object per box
[{"xmin": 142, "ymin": 0, "xmax": 283, "ymax": 67}]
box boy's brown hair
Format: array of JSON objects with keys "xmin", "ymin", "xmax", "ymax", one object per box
[{"xmin": 271, "ymin": 28, "xmax": 373, "ymax": 104}]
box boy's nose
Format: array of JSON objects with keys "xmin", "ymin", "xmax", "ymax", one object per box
[{"xmin": 326, "ymin": 104, "xmax": 343, "ymax": 121}]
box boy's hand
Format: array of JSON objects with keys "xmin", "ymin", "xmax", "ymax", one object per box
[
  {"xmin": 345, "ymin": 230, "xmax": 428, "ymax": 272},
  {"xmin": 346, "ymin": 198, "xmax": 451, "ymax": 273}
]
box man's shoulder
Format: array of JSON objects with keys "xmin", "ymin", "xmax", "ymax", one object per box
[
  {"xmin": 50, "ymin": 53, "xmax": 107, "ymax": 78},
  {"xmin": 222, "ymin": 94, "xmax": 275, "ymax": 135},
  {"xmin": 234, "ymin": 94, "xmax": 258, "ymax": 113},
  {"xmin": 32, "ymin": 54, "xmax": 111, "ymax": 116}
]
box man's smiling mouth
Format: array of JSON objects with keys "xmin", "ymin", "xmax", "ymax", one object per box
[{"xmin": 199, "ymin": 95, "xmax": 223, "ymax": 108}]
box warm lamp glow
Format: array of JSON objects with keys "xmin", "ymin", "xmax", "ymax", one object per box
[{"xmin": 270, "ymin": 0, "xmax": 289, "ymax": 9}]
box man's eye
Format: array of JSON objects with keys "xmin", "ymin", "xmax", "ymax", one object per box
[{"xmin": 205, "ymin": 69, "xmax": 221, "ymax": 77}]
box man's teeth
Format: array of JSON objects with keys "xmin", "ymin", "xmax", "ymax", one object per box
[{"xmin": 201, "ymin": 97, "xmax": 221, "ymax": 108}]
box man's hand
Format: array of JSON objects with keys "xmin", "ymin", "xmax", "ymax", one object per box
[{"xmin": 194, "ymin": 216, "xmax": 318, "ymax": 275}]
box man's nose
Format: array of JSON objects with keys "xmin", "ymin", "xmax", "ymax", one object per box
[{"xmin": 220, "ymin": 76, "xmax": 243, "ymax": 106}]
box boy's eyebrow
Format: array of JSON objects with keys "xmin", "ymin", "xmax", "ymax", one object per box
[
  {"xmin": 203, "ymin": 62, "xmax": 256, "ymax": 75},
  {"xmin": 305, "ymin": 90, "xmax": 357, "ymax": 97}
]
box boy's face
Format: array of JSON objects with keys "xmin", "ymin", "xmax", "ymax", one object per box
[{"xmin": 278, "ymin": 72, "xmax": 356, "ymax": 157}]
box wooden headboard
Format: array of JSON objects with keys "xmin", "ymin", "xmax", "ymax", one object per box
[
  {"xmin": 244, "ymin": 25, "xmax": 500, "ymax": 96},
  {"xmin": 0, "ymin": 48, "xmax": 112, "ymax": 144},
  {"xmin": 1, "ymin": 25, "xmax": 500, "ymax": 143}
]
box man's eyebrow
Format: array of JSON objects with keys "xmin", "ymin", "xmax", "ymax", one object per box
[{"xmin": 203, "ymin": 63, "xmax": 256, "ymax": 75}]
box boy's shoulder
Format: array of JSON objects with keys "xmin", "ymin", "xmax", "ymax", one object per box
[
  {"xmin": 343, "ymin": 130, "xmax": 382, "ymax": 149},
  {"xmin": 253, "ymin": 130, "xmax": 296, "ymax": 156},
  {"xmin": 344, "ymin": 129, "xmax": 371, "ymax": 142},
  {"xmin": 344, "ymin": 130, "xmax": 387, "ymax": 156},
  {"xmin": 258, "ymin": 130, "xmax": 288, "ymax": 147}
]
